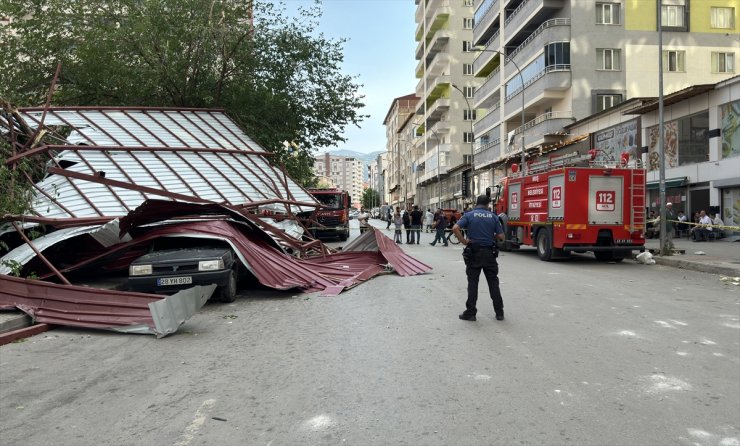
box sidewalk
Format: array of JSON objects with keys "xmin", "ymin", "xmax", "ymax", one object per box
[{"xmin": 641, "ymin": 236, "xmax": 739, "ymax": 277}]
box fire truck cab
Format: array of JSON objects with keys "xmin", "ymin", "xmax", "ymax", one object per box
[
  {"xmin": 492, "ymin": 152, "xmax": 646, "ymax": 262},
  {"xmin": 304, "ymin": 188, "xmax": 351, "ymax": 241}
]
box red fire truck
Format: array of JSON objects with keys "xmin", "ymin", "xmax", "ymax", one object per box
[
  {"xmin": 491, "ymin": 152, "xmax": 646, "ymax": 261},
  {"xmin": 305, "ymin": 188, "xmax": 351, "ymax": 241}
]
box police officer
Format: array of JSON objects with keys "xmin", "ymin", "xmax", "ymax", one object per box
[{"xmin": 452, "ymin": 195, "xmax": 505, "ymax": 322}]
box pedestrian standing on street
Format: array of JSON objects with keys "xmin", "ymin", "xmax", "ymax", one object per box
[
  {"xmin": 665, "ymin": 202, "xmax": 676, "ymax": 241},
  {"xmin": 402, "ymin": 208, "xmax": 411, "ymax": 243},
  {"xmin": 386, "ymin": 207, "xmax": 392, "ymax": 229},
  {"xmin": 452, "ymin": 195, "xmax": 505, "ymax": 322},
  {"xmin": 424, "ymin": 209, "xmax": 434, "ymax": 233},
  {"xmin": 429, "ymin": 209, "xmax": 448, "ymax": 246},
  {"xmin": 358, "ymin": 207, "xmax": 370, "ymax": 234},
  {"xmin": 393, "ymin": 211, "xmax": 403, "ymax": 243},
  {"xmin": 409, "ymin": 205, "xmax": 424, "ymax": 244}
]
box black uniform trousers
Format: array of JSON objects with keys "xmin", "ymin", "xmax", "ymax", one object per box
[{"xmin": 464, "ymin": 245, "xmax": 504, "ymax": 316}]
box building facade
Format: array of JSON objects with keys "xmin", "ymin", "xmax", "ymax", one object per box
[
  {"xmin": 312, "ymin": 153, "xmax": 365, "ymax": 208},
  {"xmin": 414, "ymin": 0, "xmax": 482, "ymax": 210},
  {"xmin": 470, "ymin": 0, "xmax": 738, "ymax": 194},
  {"xmin": 629, "ymin": 76, "xmax": 740, "ymax": 234},
  {"xmin": 383, "ymin": 94, "xmax": 418, "ymax": 208}
]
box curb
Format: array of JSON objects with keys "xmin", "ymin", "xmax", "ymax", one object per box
[{"xmin": 652, "ymin": 256, "xmax": 740, "ymax": 277}]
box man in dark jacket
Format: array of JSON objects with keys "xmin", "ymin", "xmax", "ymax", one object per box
[
  {"xmin": 429, "ymin": 209, "xmax": 448, "ymax": 247},
  {"xmin": 409, "ymin": 205, "xmax": 424, "ymax": 244}
]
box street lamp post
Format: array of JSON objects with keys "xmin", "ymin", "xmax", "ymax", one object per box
[
  {"xmin": 451, "ymin": 84, "xmax": 474, "ymax": 200},
  {"xmin": 474, "ymin": 47, "xmax": 526, "ymax": 175}
]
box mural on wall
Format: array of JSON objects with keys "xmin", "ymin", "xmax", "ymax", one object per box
[
  {"xmin": 593, "ymin": 119, "xmax": 639, "ymax": 165},
  {"xmin": 722, "ymin": 188, "xmax": 740, "ymax": 235},
  {"xmin": 647, "ymin": 121, "xmax": 678, "ymax": 171},
  {"xmin": 720, "ymin": 100, "xmax": 740, "ymax": 159}
]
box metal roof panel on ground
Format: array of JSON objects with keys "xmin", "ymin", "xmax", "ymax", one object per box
[
  {"xmin": 0, "ymin": 275, "xmax": 213, "ymax": 337},
  {"xmin": 343, "ymin": 228, "xmax": 433, "ymax": 276}
]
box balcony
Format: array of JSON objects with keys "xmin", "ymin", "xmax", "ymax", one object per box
[
  {"xmin": 472, "ymin": 31, "xmax": 501, "ymax": 77},
  {"xmin": 431, "ymin": 119, "xmax": 452, "ymax": 135},
  {"xmin": 473, "ymin": 139, "xmax": 502, "ymax": 169},
  {"xmin": 507, "ymin": 18, "xmax": 570, "ymax": 70},
  {"xmin": 505, "ymin": 65, "xmax": 571, "ymax": 107},
  {"xmin": 504, "ymin": 0, "xmax": 564, "ymax": 43},
  {"xmin": 473, "ymin": 104, "xmax": 500, "ymax": 135},
  {"xmin": 426, "ymin": 98, "xmax": 451, "ymax": 122},
  {"xmin": 416, "ymin": 29, "xmax": 451, "ymax": 61},
  {"xmin": 514, "ymin": 110, "xmax": 574, "ymax": 147},
  {"xmin": 473, "ymin": 66, "xmax": 501, "ymax": 108},
  {"xmin": 472, "ymin": 0, "xmax": 499, "ymax": 45},
  {"xmin": 416, "ymin": 1, "xmax": 451, "ymax": 43},
  {"xmin": 427, "ymin": 52, "xmax": 451, "ymax": 77}
]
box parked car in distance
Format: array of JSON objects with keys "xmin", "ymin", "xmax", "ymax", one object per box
[
  {"xmin": 348, "ymin": 209, "xmax": 359, "ymax": 220},
  {"xmin": 128, "ymin": 239, "xmax": 240, "ymax": 302}
]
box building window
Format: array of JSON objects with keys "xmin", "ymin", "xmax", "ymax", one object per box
[
  {"xmin": 712, "ymin": 52, "xmax": 735, "ymax": 73},
  {"xmin": 660, "ymin": 0, "xmax": 688, "ymax": 31},
  {"xmin": 463, "ymin": 86, "xmax": 475, "ymax": 98},
  {"xmin": 663, "ymin": 50, "xmax": 685, "ymax": 72},
  {"xmin": 596, "ymin": 94, "xmax": 622, "ymax": 112},
  {"xmin": 463, "ymin": 0, "xmax": 473, "ymax": 6},
  {"xmin": 545, "ymin": 42, "xmax": 570, "ymax": 67},
  {"xmin": 463, "ymin": 109, "xmax": 477, "ymax": 121},
  {"xmin": 463, "ymin": 18, "xmax": 474, "ymax": 29},
  {"xmin": 597, "ymin": 48, "xmax": 620, "ymax": 70},
  {"xmin": 463, "ymin": 63, "xmax": 474, "ymax": 75},
  {"xmin": 711, "ymin": 7, "xmax": 735, "ymax": 28},
  {"xmin": 596, "ymin": 3, "xmax": 621, "ymax": 25},
  {"xmin": 463, "ymin": 41, "xmax": 473, "ymax": 52},
  {"xmin": 463, "ymin": 132, "xmax": 474, "ymax": 143}
]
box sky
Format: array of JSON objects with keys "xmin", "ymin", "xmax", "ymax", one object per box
[{"xmin": 286, "ymin": 0, "xmax": 418, "ymax": 154}]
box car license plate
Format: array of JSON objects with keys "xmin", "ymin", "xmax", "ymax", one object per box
[{"xmin": 157, "ymin": 276, "xmax": 193, "ymax": 286}]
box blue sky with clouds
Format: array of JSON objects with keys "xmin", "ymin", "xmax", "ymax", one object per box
[{"xmin": 286, "ymin": 0, "xmax": 418, "ymax": 154}]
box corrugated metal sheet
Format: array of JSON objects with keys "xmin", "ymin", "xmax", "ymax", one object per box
[
  {"xmin": 0, "ymin": 275, "xmax": 214, "ymax": 337},
  {"xmin": 18, "ymin": 107, "xmax": 317, "ymax": 219},
  {"xmin": 343, "ymin": 228, "xmax": 433, "ymax": 277}
]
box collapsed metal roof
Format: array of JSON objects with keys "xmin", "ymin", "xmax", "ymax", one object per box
[
  {"xmin": 9, "ymin": 107, "xmax": 317, "ymax": 219},
  {"xmin": 0, "ymin": 106, "xmax": 433, "ymax": 338}
]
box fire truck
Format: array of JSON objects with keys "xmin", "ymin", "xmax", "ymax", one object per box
[
  {"xmin": 304, "ymin": 188, "xmax": 351, "ymax": 241},
  {"xmin": 491, "ymin": 151, "xmax": 646, "ymax": 261}
]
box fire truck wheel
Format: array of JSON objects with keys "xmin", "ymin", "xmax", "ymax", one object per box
[
  {"xmin": 536, "ymin": 230, "xmax": 553, "ymax": 261},
  {"xmin": 339, "ymin": 230, "xmax": 348, "ymax": 241}
]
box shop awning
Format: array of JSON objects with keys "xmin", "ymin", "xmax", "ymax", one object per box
[{"xmin": 646, "ymin": 177, "xmax": 688, "ymax": 190}]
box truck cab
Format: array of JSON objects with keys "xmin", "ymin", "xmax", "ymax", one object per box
[{"xmin": 305, "ymin": 188, "xmax": 351, "ymax": 241}]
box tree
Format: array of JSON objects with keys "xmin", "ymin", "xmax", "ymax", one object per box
[
  {"xmin": 361, "ymin": 188, "xmax": 380, "ymax": 210},
  {"xmin": 0, "ymin": 0, "xmax": 367, "ymax": 186}
]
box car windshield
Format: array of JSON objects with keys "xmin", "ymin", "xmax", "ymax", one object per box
[{"xmin": 314, "ymin": 194, "xmax": 343, "ymax": 209}]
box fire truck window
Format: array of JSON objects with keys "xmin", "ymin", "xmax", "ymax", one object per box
[{"xmin": 316, "ymin": 194, "xmax": 341, "ymax": 209}]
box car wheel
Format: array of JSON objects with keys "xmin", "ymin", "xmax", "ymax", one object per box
[
  {"xmin": 218, "ymin": 268, "xmax": 238, "ymax": 303},
  {"xmin": 536, "ymin": 230, "xmax": 553, "ymax": 261}
]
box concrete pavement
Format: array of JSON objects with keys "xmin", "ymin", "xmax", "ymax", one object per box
[{"xmin": 644, "ymin": 235, "xmax": 740, "ymax": 277}]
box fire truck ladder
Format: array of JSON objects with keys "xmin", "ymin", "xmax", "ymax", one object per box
[
  {"xmin": 527, "ymin": 152, "xmax": 592, "ymax": 174},
  {"xmin": 629, "ymin": 168, "xmax": 646, "ymax": 232}
]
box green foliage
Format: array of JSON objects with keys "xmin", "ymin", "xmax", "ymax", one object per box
[
  {"xmin": 0, "ymin": 0, "xmax": 367, "ymax": 186},
  {"xmin": 361, "ymin": 188, "xmax": 380, "ymax": 210}
]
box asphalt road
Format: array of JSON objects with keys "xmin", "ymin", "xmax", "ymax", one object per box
[{"xmin": 1, "ymin": 220, "xmax": 739, "ymax": 446}]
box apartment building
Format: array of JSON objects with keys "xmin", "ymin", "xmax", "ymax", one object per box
[
  {"xmin": 414, "ymin": 0, "xmax": 482, "ymax": 210},
  {"xmin": 383, "ymin": 94, "xmax": 418, "ymax": 208},
  {"xmin": 312, "ymin": 153, "xmax": 365, "ymax": 207},
  {"xmin": 470, "ymin": 0, "xmax": 738, "ymax": 192}
]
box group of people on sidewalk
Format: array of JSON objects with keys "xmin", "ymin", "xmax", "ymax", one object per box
[
  {"xmin": 383, "ymin": 206, "xmax": 460, "ymax": 245},
  {"xmin": 647, "ymin": 203, "xmax": 727, "ymax": 242}
]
